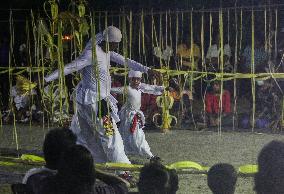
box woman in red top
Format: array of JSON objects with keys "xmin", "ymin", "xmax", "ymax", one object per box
[{"xmin": 205, "ymin": 81, "xmax": 231, "ymax": 127}]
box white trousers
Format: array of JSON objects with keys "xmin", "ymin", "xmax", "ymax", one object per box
[
  {"xmin": 119, "ymin": 110, "xmax": 153, "ymax": 158},
  {"xmin": 71, "ymin": 102, "xmax": 131, "ymax": 164}
]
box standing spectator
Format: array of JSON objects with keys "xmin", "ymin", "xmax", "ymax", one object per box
[
  {"xmin": 205, "ymin": 81, "xmax": 231, "ymax": 127},
  {"xmin": 207, "ymin": 163, "xmax": 237, "ymax": 194},
  {"xmin": 22, "ymin": 128, "xmax": 77, "ymax": 194},
  {"xmin": 254, "ymin": 140, "xmax": 284, "ymax": 194}
]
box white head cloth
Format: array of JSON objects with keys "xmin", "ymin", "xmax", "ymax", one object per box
[
  {"xmin": 103, "ymin": 26, "xmax": 122, "ymax": 43},
  {"xmin": 224, "ymin": 44, "xmax": 232, "ymax": 57},
  {"xmin": 256, "ymin": 80, "xmax": 264, "ymax": 86},
  {"xmin": 207, "ymin": 44, "xmax": 219, "ymax": 58},
  {"xmin": 128, "ymin": 70, "xmax": 142, "ymax": 78}
]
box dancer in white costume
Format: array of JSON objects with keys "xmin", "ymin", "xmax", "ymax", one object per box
[
  {"xmin": 45, "ymin": 26, "xmax": 157, "ymax": 164},
  {"xmin": 111, "ymin": 70, "xmax": 164, "ymax": 159}
]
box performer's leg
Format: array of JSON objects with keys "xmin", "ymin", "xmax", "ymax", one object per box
[
  {"xmin": 71, "ymin": 106, "xmax": 108, "ymax": 163},
  {"xmin": 72, "ymin": 102, "xmax": 131, "ymax": 164},
  {"xmin": 131, "ymin": 127, "xmax": 153, "ymax": 158}
]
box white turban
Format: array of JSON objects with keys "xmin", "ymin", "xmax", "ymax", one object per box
[
  {"xmin": 256, "ymin": 80, "xmax": 264, "ymax": 86},
  {"xmin": 224, "ymin": 44, "xmax": 232, "ymax": 57},
  {"xmin": 206, "ymin": 44, "xmax": 219, "ymax": 59},
  {"xmin": 128, "ymin": 70, "xmax": 142, "ymax": 78},
  {"xmin": 103, "ymin": 26, "xmax": 122, "ymax": 43}
]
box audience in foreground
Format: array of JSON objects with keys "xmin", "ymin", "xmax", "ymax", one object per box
[
  {"xmin": 207, "ymin": 163, "xmax": 237, "ymax": 194},
  {"xmin": 39, "ymin": 144, "xmax": 128, "ymax": 194},
  {"xmin": 254, "ymin": 140, "xmax": 284, "ymax": 194},
  {"xmin": 22, "ymin": 127, "xmax": 77, "ymax": 194},
  {"xmin": 18, "ymin": 130, "xmax": 284, "ymax": 194},
  {"xmin": 135, "ymin": 161, "xmax": 178, "ymax": 194}
]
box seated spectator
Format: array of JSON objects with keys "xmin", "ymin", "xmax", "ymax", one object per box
[
  {"xmin": 166, "ymin": 78, "xmax": 194, "ymax": 126},
  {"xmin": 5, "ymin": 75, "xmax": 37, "ymax": 123},
  {"xmin": 240, "ymin": 38, "xmax": 268, "ymax": 73},
  {"xmin": 238, "ymin": 37, "xmax": 268, "ymax": 97},
  {"xmin": 111, "ymin": 74, "xmax": 124, "ymax": 110},
  {"xmin": 255, "ymin": 80, "xmax": 281, "ymax": 130},
  {"xmin": 223, "ymin": 44, "xmax": 233, "ymax": 73},
  {"xmin": 205, "ymin": 81, "xmax": 231, "ymax": 127},
  {"xmin": 137, "ymin": 162, "xmax": 178, "ymax": 194},
  {"xmin": 168, "ymin": 78, "xmax": 181, "ymax": 118},
  {"xmin": 207, "ymin": 163, "xmax": 237, "ymax": 194},
  {"xmin": 153, "ymin": 45, "xmax": 173, "ymax": 63},
  {"xmin": 39, "ymin": 144, "xmax": 128, "ymax": 194},
  {"xmin": 206, "ymin": 43, "xmax": 220, "ymax": 72},
  {"xmin": 22, "ymin": 127, "xmax": 77, "ymax": 194},
  {"xmin": 206, "ymin": 33, "xmax": 232, "ymax": 73},
  {"xmin": 254, "ymin": 140, "xmax": 284, "ymax": 194},
  {"xmin": 141, "ymin": 93, "xmax": 159, "ymax": 129},
  {"xmin": 180, "ymin": 79, "xmax": 194, "ymax": 125},
  {"xmin": 177, "ymin": 43, "xmax": 201, "ymax": 71}
]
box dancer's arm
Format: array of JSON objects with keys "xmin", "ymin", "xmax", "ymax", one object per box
[
  {"xmin": 110, "ymin": 87, "xmax": 125, "ymax": 94},
  {"xmin": 139, "ymin": 83, "xmax": 164, "ymax": 95},
  {"xmin": 110, "ymin": 51, "xmax": 150, "ymax": 73},
  {"xmin": 45, "ymin": 41, "xmax": 92, "ymax": 82}
]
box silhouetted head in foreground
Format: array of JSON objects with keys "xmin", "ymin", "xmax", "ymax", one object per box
[
  {"xmin": 207, "ymin": 163, "xmax": 237, "ymax": 194},
  {"xmin": 138, "ymin": 162, "xmax": 178, "ymax": 194},
  {"xmin": 255, "ymin": 140, "xmax": 284, "ymax": 194}
]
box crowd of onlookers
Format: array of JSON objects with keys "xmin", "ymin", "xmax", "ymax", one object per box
[
  {"xmin": 0, "ymin": 18, "xmax": 284, "ymax": 132},
  {"xmin": 9, "ymin": 127, "xmax": 284, "ymax": 194}
]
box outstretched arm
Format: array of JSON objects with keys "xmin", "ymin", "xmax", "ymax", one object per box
[
  {"xmin": 45, "ymin": 41, "xmax": 92, "ymax": 82},
  {"xmin": 110, "ymin": 87, "xmax": 125, "ymax": 94},
  {"xmin": 139, "ymin": 83, "xmax": 164, "ymax": 95},
  {"xmin": 110, "ymin": 51, "xmax": 150, "ymax": 73}
]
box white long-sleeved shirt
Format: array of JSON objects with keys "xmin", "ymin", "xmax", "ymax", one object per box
[
  {"xmin": 111, "ymin": 83, "xmax": 164, "ymax": 111},
  {"xmin": 45, "ymin": 38, "xmax": 150, "ymax": 105}
]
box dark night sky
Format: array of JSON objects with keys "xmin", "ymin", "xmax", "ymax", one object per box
[
  {"xmin": 0, "ymin": 0, "xmax": 283, "ymax": 10},
  {"xmin": 0, "ymin": 0, "xmax": 283, "ymax": 37},
  {"xmin": 0, "ymin": 0, "xmax": 282, "ymax": 23}
]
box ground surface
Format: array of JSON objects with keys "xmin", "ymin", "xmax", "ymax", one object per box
[{"xmin": 0, "ymin": 124, "xmax": 284, "ymax": 194}]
